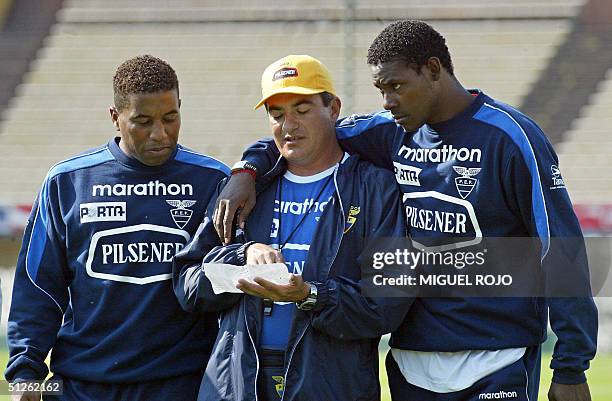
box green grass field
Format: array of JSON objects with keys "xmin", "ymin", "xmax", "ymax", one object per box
[{"xmin": 0, "ymin": 347, "xmax": 609, "ymax": 400}]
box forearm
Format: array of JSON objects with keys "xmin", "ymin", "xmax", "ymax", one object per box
[
  {"xmin": 311, "ymin": 277, "xmax": 412, "ymax": 340},
  {"xmin": 241, "ymin": 138, "xmax": 280, "ymax": 177},
  {"xmin": 548, "ymin": 296, "xmax": 598, "ymax": 384}
]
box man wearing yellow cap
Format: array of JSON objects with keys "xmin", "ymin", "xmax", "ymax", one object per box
[{"xmin": 173, "ymin": 55, "xmax": 413, "ymax": 401}]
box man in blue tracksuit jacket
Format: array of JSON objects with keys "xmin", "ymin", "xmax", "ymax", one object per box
[
  {"xmin": 6, "ymin": 55, "xmax": 227, "ymax": 401},
  {"xmin": 173, "ymin": 55, "xmax": 412, "ymax": 401},
  {"xmin": 213, "ymin": 22, "xmax": 598, "ymax": 401}
]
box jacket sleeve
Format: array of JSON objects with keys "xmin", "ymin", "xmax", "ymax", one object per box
[
  {"xmin": 172, "ymin": 181, "xmax": 250, "ymax": 313},
  {"xmin": 6, "ymin": 177, "xmax": 71, "ymax": 382},
  {"xmin": 241, "ymin": 112, "xmax": 401, "ymax": 176},
  {"xmin": 503, "ymin": 117, "xmax": 597, "ymax": 385},
  {"xmin": 310, "ymin": 168, "xmax": 414, "ymax": 340},
  {"xmin": 334, "ymin": 111, "xmax": 402, "ymax": 170},
  {"xmin": 238, "ymin": 137, "xmax": 280, "ymax": 179}
]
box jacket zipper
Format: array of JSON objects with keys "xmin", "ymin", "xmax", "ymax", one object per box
[
  {"xmin": 245, "ymin": 308, "xmax": 260, "ymax": 401},
  {"xmin": 280, "ymin": 168, "xmax": 346, "ymax": 401}
]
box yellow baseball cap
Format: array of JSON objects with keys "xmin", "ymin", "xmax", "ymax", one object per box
[{"xmin": 254, "ymin": 54, "xmax": 336, "ymax": 109}]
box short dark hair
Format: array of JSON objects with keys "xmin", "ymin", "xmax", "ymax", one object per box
[
  {"xmin": 367, "ymin": 20, "xmax": 454, "ymax": 75},
  {"xmin": 320, "ymin": 91, "xmax": 335, "ymax": 107},
  {"xmin": 113, "ymin": 55, "xmax": 179, "ymax": 111}
]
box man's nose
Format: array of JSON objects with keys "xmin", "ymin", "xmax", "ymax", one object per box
[
  {"xmin": 150, "ymin": 120, "xmax": 166, "ymax": 140},
  {"xmin": 383, "ymin": 92, "xmax": 398, "ymax": 111},
  {"xmin": 282, "ymin": 113, "xmax": 299, "ymax": 133}
]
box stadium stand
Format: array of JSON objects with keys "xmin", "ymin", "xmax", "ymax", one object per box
[
  {"xmin": 558, "ymin": 68, "xmax": 612, "ymax": 204},
  {"xmin": 0, "ymin": 0, "xmax": 62, "ymax": 114},
  {"xmin": 0, "ymin": 0, "xmax": 580, "ymax": 205}
]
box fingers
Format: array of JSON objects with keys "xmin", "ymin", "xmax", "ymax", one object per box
[
  {"xmin": 214, "ymin": 172, "xmax": 258, "ymax": 242},
  {"xmin": 251, "ymin": 276, "xmax": 309, "ymax": 302},
  {"xmin": 246, "ymin": 244, "xmax": 285, "ymax": 265},
  {"xmin": 253, "ymin": 277, "xmax": 279, "ymax": 290},
  {"xmin": 221, "ymin": 202, "xmax": 237, "ymax": 245},
  {"xmin": 213, "ymin": 199, "xmax": 240, "ymax": 245},
  {"xmin": 236, "ymin": 276, "xmax": 285, "ymax": 299},
  {"xmin": 238, "ymin": 193, "xmax": 257, "ymax": 229},
  {"xmin": 289, "ymin": 274, "xmax": 304, "ymax": 286},
  {"xmin": 236, "ymin": 278, "xmax": 268, "ymax": 297},
  {"xmin": 213, "ymin": 198, "xmax": 225, "ymax": 242}
]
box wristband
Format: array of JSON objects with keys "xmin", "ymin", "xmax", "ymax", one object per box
[
  {"xmin": 231, "ymin": 168, "xmax": 257, "ymax": 180},
  {"xmin": 231, "ymin": 161, "xmax": 258, "ymax": 174}
]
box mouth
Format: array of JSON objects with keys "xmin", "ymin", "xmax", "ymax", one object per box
[
  {"xmin": 283, "ymin": 136, "xmax": 303, "ymax": 144},
  {"xmin": 146, "ymin": 146, "xmax": 171, "ymax": 154}
]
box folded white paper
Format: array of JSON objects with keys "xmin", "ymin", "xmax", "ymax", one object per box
[{"xmin": 203, "ymin": 263, "xmax": 292, "ymax": 294}]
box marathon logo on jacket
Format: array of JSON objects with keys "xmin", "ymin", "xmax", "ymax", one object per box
[
  {"xmin": 478, "ymin": 390, "xmax": 518, "ymax": 399},
  {"xmin": 394, "ymin": 162, "xmax": 421, "ymax": 186},
  {"xmin": 91, "ymin": 181, "xmax": 193, "ymax": 197},
  {"xmin": 398, "ymin": 145, "xmax": 482, "ymax": 163},
  {"xmin": 80, "ymin": 202, "xmax": 126, "ymax": 223},
  {"xmin": 85, "ymin": 224, "xmax": 190, "ymax": 284}
]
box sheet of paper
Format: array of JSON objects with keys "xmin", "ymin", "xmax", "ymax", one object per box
[{"xmin": 203, "ymin": 263, "xmax": 292, "ymax": 294}]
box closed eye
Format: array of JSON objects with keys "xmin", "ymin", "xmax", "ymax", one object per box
[
  {"xmin": 132, "ymin": 118, "xmax": 151, "ymax": 125},
  {"xmin": 296, "ymin": 105, "xmax": 311, "ymax": 114},
  {"xmin": 269, "ymin": 110, "xmax": 283, "ymax": 119}
]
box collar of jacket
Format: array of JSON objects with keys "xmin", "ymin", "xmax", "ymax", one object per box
[
  {"xmin": 243, "ymin": 154, "xmax": 361, "ymax": 283},
  {"xmin": 255, "ymin": 153, "xmax": 360, "ymax": 216}
]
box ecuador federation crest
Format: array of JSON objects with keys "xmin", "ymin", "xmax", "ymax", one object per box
[
  {"xmin": 452, "ymin": 166, "xmax": 481, "ymax": 199},
  {"xmin": 272, "ymin": 375, "xmax": 285, "ymax": 398},
  {"xmin": 166, "ymin": 200, "xmax": 196, "ymax": 229},
  {"xmin": 344, "ymin": 206, "xmax": 361, "ymax": 233}
]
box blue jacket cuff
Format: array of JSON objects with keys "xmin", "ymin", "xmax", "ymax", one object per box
[
  {"xmin": 552, "ymin": 369, "xmax": 587, "ymax": 385},
  {"xmin": 236, "ymin": 241, "xmax": 255, "ymax": 265},
  {"xmin": 312, "ymin": 282, "xmax": 332, "ymax": 312},
  {"xmin": 8, "ymin": 367, "xmax": 43, "ymax": 382}
]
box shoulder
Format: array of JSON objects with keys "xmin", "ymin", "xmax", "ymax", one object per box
[
  {"xmin": 347, "ymin": 155, "xmax": 398, "ymax": 188},
  {"xmin": 473, "ymin": 99, "xmax": 549, "ymax": 147},
  {"xmin": 47, "ymin": 144, "xmax": 114, "ymax": 181},
  {"xmin": 335, "ymin": 110, "xmax": 399, "ymax": 138},
  {"xmin": 174, "ymin": 145, "xmax": 231, "ymax": 176},
  {"xmin": 472, "ymin": 98, "xmax": 555, "ymax": 163}
]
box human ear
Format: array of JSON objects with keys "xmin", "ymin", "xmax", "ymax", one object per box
[
  {"xmin": 109, "ymin": 106, "xmax": 120, "ymax": 131},
  {"xmin": 424, "ymin": 57, "xmax": 441, "ymax": 82}
]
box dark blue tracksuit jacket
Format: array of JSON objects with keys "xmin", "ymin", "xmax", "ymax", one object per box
[
  {"xmin": 6, "ymin": 138, "xmax": 227, "ymax": 386},
  {"xmin": 173, "ymin": 154, "xmax": 413, "ymax": 401},
  {"xmin": 240, "ymin": 91, "xmax": 598, "ymax": 386}
]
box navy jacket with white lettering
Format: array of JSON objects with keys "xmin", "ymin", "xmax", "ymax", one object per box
[
  {"xmin": 240, "ymin": 91, "xmax": 598, "ymax": 385},
  {"xmin": 6, "ymin": 138, "xmax": 229, "ymax": 383},
  {"xmin": 173, "ymin": 154, "xmax": 413, "ymax": 401}
]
